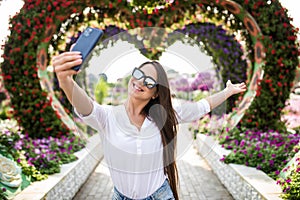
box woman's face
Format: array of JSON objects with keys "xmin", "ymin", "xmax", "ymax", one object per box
[{"xmin": 128, "ymin": 63, "xmax": 158, "ymax": 101}]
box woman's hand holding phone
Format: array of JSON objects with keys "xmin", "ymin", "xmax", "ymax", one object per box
[
  {"xmin": 52, "ymin": 27, "xmax": 103, "ymax": 89},
  {"xmin": 70, "ymin": 27, "xmax": 104, "ymax": 71},
  {"xmin": 52, "ymin": 51, "xmax": 93, "ymax": 115},
  {"xmin": 52, "ymin": 51, "xmax": 82, "ymax": 88}
]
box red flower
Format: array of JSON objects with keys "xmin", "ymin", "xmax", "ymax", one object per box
[
  {"xmin": 271, "ymin": 49, "xmax": 276, "ymax": 54},
  {"xmin": 256, "ymin": 90, "xmax": 261, "ymax": 97},
  {"xmin": 45, "ymin": 16, "xmax": 53, "ymax": 24},
  {"xmin": 279, "ymin": 75, "xmax": 284, "ymax": 79},
  {"xmin": 14, "ymin": 47, "xmax": 21, "ymax": 52},
  {"xmin": 265, "ymin": 79, "xmax": 272, "ymax": 83},
  {"xmin": 287, "ymin": 36, "xmax": 296, "ymax": 41},
  {"xmin": 277, "ymin": 82, "xmax": 283, "ymax": 87},
  {"xmin": 26, "ymin": 19, "xmax": 31, "ymax": 27}
]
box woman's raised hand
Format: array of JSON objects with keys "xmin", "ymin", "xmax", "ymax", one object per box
[
  {"xmin": 52, "ymin": 51, "xmax": 82, "ymax": 87},
  {"xmin": 226, "ymin": 80, "xmax": 247, "ymax": 96}
]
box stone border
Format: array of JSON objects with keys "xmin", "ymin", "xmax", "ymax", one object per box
[
  {"xmin": 14, "ymin": 134, "xmax": 103, "ymax": 200},
  {"xmin": 194, "ymin": 134, "xmax": 282, "ymax": 200}
]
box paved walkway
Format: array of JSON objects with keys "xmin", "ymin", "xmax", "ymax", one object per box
[{"xmin": 73, "ymin": 124, "xmax": 233, "ymax": 200}]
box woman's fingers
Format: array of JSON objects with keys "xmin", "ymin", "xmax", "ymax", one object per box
[
  {"xmin": 70, "ymin": 43, "xmax": 76, "ymax": 51},
  {"xmin": 52, "ymin": 51, "xmax": 81, "ymax": 65},
  {"xmin": 55, "ymin": 58, "xmax": 82, "ymax": 72},
  {"xmin": 226, "ymin": 80, "xmax": 247, "ymax": 94},
  {"xmin": 56, "ymin": 68, "xmax": 80, "ymax": 78},
  {"xmin": 52, "ymin": 51, "xmax": 82, "ymax": 72}
]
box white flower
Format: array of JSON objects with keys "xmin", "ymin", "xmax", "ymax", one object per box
[{"xmin": 0, "ymin": 155, "xmax": 22, "ymax": 188}]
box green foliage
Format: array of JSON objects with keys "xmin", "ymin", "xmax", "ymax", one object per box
[
  {"xmin": 219, "ymin": 126, "xmax": 299, "ymax": 179},
  {"xmin": 94, "ymin": 78, "xmax": 108, "ymax": 104},
  {"xmin": 193, "ymin": 91, "xmax": 208, "ymax": 102},
  {"xmin": 277, "ymin": 144, "xmax": 300, "ymax": 200},
  {"xmin": 16, "ymin": 151, "xmax": 47, "ymax": 181},
  {"xmin": 0, "ymin": 187, "xmax": 8, "ymax": 200},
  {"xmin": 131, "ymin": 0, "xmax": 169, "ymax": 8},
  {"xmin": 279, "ymin": 166, "xmax": 300, "ymax": 199},
  {"xmin": 0, "ymin": 120, "xmax": 20, "ymax": 158}
]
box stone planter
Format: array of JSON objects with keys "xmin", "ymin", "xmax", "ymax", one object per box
[
  {"xmin": 14, "ymin": 134, "xmax": 103, "ymax": 200},
  {"xmin": 194, "ymin": 134, "xmax": 282, "ymax": 200}
]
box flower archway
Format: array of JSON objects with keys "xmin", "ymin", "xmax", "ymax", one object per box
[
  {"xmin": 1, "ymin": 0, "xmax": 299, "ymax": 198},
  {"xmin": 3, "ymin": 0, "xmax": 297, "ymax": 138}
]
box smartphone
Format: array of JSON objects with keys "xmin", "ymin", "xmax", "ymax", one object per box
[{"xmin": 71, "ymin": 27, "xmax": 104, "ymax": 71}]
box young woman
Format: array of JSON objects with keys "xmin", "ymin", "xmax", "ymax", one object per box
[{"xmin": 52, "ymin": 51, "xmax": 246, "ymax": 200}]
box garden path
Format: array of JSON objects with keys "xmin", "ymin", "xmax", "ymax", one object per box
[{"xmin": 73, "ymin": 124, "xmax": 233, "ymax": 200}]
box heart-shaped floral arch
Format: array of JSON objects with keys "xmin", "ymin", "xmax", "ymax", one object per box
[{"xmin": 1, "ymin": 0, "xmax": 299, "ymax": 139}]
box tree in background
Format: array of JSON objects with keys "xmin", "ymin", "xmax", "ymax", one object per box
[{"xmin": 94, "ymin": 74, "xmax": 108, "ymax": 104}]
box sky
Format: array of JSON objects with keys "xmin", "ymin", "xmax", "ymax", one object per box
[{"xmin": 0, "ymin": 0, "xmax": 299, "ymax": 83}]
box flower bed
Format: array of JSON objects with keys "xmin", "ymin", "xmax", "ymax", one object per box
[
  {"xmin": 192, "ymin": 100, "xmax": 300, "ymax": 199},
  {"xmin": 194, "ymin": 133, "xmax": 282, "ymax": 200},
  {"xmin": 0, "ymin": 119, "xmax": 86, "ymax": 199},
  {"xmin": 13, "ymin": 134, "xmax": 102, "ymax": 200}
]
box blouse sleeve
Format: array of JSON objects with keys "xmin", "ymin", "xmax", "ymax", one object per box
[
  {"xmin": 174, "ymin": 99, "xmax": 210, "ymax": 123},
  {"xmin": 74, "ymin": 101, "xmax": 110, "ymax": 132}
]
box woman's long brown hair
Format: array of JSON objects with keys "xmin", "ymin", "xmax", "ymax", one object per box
[{"xmin": 140, "ymin": 61, "xmax": 179, "ymax": 199}]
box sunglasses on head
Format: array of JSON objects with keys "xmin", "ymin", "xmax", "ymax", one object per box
[{"xmin": 132, "ymin": 67, "xmax": 158, "ymax": 89}]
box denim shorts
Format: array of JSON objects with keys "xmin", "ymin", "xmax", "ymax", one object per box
[{"xmin": 112, "ymin": 179, "xmax": 175, "ymax": 200}]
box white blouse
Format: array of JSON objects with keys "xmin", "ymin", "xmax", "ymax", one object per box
[{"xmin": 76, "ymin": 99, "xmax": 210, "ymax": 199}]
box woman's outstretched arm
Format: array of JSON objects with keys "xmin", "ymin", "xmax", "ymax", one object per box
[
  {"xmin": 205, "ymin": 80, "xmax": 247, "ymax": 111},
  {"xmin": 52, "ymin": 51, "xmax": 93, "ymax": 116}
]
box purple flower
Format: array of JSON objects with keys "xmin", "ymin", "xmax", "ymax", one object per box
[
  {"xmin": 14, "ymin": 140, "xmax": 23, "ymax": 150},
  {"xmin": 257, "ymin": 165, "xmax": 262, "ymax": 170},
  {"xmin": 68, "ymin": 145, "xmax": 73, "ymax": 152},
  {"xmin": 240, "ymin": 140, "xmax": 245, "ymax": 148},
  {"xmin": 34, "ymin": 149, "xmax": 41, "ymax": 154}
]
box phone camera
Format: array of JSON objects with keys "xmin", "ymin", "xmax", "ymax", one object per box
[{"xmin": 83, "ymin": 28, "xmax": 93, "ymax": 37}]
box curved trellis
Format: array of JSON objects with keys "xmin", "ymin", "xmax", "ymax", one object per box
[
  {"xmin": 173, "ymin": 22, "xmax": 248, "ymax": 113},
  {"xmin": 1, "ymin": 0, "xmax": 298, "ymax": 138}
]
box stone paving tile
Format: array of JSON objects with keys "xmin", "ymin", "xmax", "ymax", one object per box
[{"xmin": 73, "ymin": 125, "xmax": 233, "ymax": 200}]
